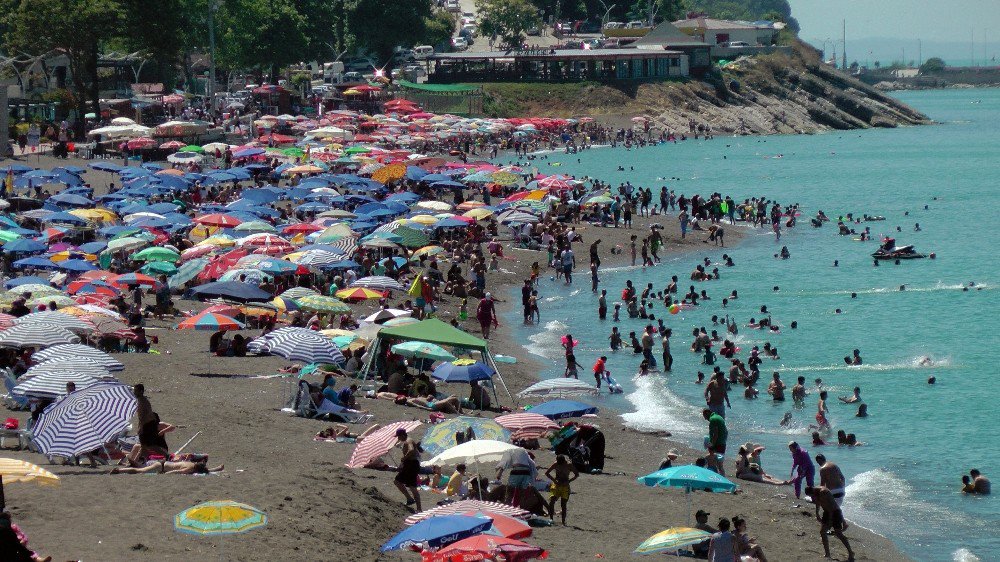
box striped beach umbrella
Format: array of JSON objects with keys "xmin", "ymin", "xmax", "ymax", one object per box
[
  {"xmin": 175, "ymin": 501, "xmax": 267, "ymax": 536},
  {"xmin": 634, "ymin": 527, "xmax": 713, "ymax": 555},
  {"xmin": 176, "ymin": 312, "xmax": 245, "ymax": 331},
  {"xmin": 279, "ymin": 287, "xmax": 318, "ymax": 300},
  {"xmin": 266, "ymin": 330, "xmax": 345, "ymax": 364},
  {"xmin": 345, "ymin": 420, "xmax": 422, "ymax": 469},
  {"xmin": 349, "ymin": 275, "xmax": 405, "ymax": 292},
  {"xmin": 23, "ymin": 358, "xmax": 115, "ymax": 382},
  {"xmin": 0, "ymin": 458, "xmax": 59, "ymax": 509},
  {"xmin": 290, "ymin": 249, "xmax": 342, "ymax": 267},
  {"xmin": 30, "ymin": 383, "xmax": 136, "ymax": 457},
  {"xmin": 13, "ymin": 311, "xmax": 95, "ymax": 334},
  {"xmin": 27, "ymin": 295, "xmax": 77, "ymax": 309},
  {"xmin": 493, "ymin": 413, "xmax": 560, "ymax": 440},
  {"xmin": 405, "ymin": 500, "xmax": 530, "ymax": 525},
  {"xmin": 0, "ymin": 323, "xmax": 81, "ymax": 348},
  {"xmin": 334, "ymin": 287, "xmax": 384, "ymax": 301},
  {"xmin": 169, "ymin": 258, "xmax": 209, "ymax": 289},
  {"xmin": 297, "ymin": 294, "xmax": 351, "ymax": 314},
  {"xmin": 518, "ymin": 378, "xmax": 599, "ymax": 398},
  {"xmin": 13, "ymin": 370, "xmax": 111, "ymax": 399},
  {"xmin": 32, "ymin": 344, "xmax": 125, "ymax": 372}
]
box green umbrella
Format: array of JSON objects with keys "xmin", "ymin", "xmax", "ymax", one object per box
[
  {"xmin": 0, "ymin": 231, "xmax": 21, "ymax": 243},
  {"xmin": 280, "ymin": 147, "xmax": 304, "ymax": 157},
  {"xmin": 140, "ymin": 261, "xmax": 178, "ymax": 276},
  {"xmin": 296, "ymin": 294, "xmax": 351, "ymax": 314},
  {"xmin": 344, "ymin": 146, "xmax": 371, "ymax": 155},
  {"xmin": 233, "ymin": 220, "xmax": 277, "ymax": 233},
  {"xmin": 390, "ymin": 341, "xmax": 457, "ymax": 363},
  {"xmin": 131, "ymin": 247, "xmax": 180, "ymax": 263},
  {"xmin": 180, "ymin": 144, "xmax": 205, "ymax": 153}
]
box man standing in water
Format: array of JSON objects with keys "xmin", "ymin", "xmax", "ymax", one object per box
[
  {"xmin": 806, "ymin": 485, "xmax": 855, "ymax": 562},
  {"xmin": 641, "ymin": 325, "xmax": 657, "ymax": 369},
  {"xmin": 791, "ymin": 376, "xmax": 807, "ymax": 405},
  {"xmin": 788, "ymin": 441, "xmax": 815, "ymax": 499},
  {"xmin": 705, "ymin": 372, "xmax": 731, "ymax": 417},
  {"xmin": 816, "ymin": 454, "xmax": 848, "ymax": 512}
]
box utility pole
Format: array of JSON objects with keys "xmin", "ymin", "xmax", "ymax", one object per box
[
  {"xmin": 971, "ymin": 27, "xmax": 975, "ymax": 66},
  {"xmin": 841, "ymin": 19, "xmax": 847, "ymax": 71},
  {"xmin": 917, "ymin": 39, "xmax": 921, "ymax": 67},
  {"xmin": 208, "ymin": 0, "xmax": 219, "ymax": 109}
]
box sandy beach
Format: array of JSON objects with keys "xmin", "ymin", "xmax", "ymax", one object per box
[{"xmin": 0, "ymin": 152, "xmax": 910, "ymax": 561}]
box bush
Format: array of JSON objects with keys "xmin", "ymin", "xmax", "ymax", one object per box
[{"xmin": 919, "ymin": 57, "xmax": 946, "ymax": 74}]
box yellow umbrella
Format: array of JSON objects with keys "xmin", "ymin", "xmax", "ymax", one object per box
[
  {"xmin": 490, "ymin": 171, "xmax": 521, "ymax": 186},
  {"xmin": 408, "ymin": 214, "xmax": 439, "ymax": 225},
  {"xmin": 343, "ymin": 89, "xmax": 362, "ymax": 95},
  {"xmin": 69, "ymin": 208, "xmax": 117, "ymax": 222},
  {"xmin": 198, "ymin": 235, "xmax": 236, "ymax": 247},
  {"xmin": 319, "ymin": 328, "xmax": 356, "ymax": 338},
  {"xmin": 240, "ymin": 303, "xmax": 279, "ymax": 317},
  {"xmin": 463, "ymin": 208, "xmax": 495, "ymax": 221},
  {"xmin": 189, "ymin": 224, "xmax": 219, "ymax": 241},
  {"xmin": 0, "ymin": 458, "xmax": 59, "ymax": 509},
  {"xmin": 412, "ymin": 245, "xmax": 445, "ymax": 258},
  {"xmin": 284, "ymin": 164, "xmax": 324, "ymax": 175},
  {"xmin": 175, "ymin": 500, "xmax": 267, "ymax": 536},
  {"xmin": 49, "ymin": 251, "xmax": 97, "ymax": 262}
]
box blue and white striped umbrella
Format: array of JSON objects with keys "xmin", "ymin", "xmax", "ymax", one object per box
[
  {"xmin": 291, "ymin": 249, "xmax": 342, "ymax": 267},
  {"xmin": 266, "ymin": 329, "xmax": 345, "ymax": 365},
  {"xmin": 349, "ymin": 276, "xmax": 405, "ymax": 292},
  {"xmin": 12, "ymin": 370, "xmax": 107, "ymax": 399},
  {"xmin": 31, "ymin": 344, "xmax": 125, "ymax": 372},
  {"xmin": 13, "ymin": 311, "xmax": 95, "ymax": 334},
  {"xmin": 32, "ymin": 383, "xmax": 137, "ymax": 457},
  {"xmin": 0, "ymin": 323, "xmax": 80, "ymax": 348},
  {"xmin": 22, "ymin": 358, "xmax": 116, "ymax": 382}
]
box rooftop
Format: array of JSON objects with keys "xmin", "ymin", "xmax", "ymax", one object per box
[
  {"xmin": 674, "ymin": 17, "xmax": 761, "ymax": 30},
  {"xmin": 430, "ymin": 48, "xmax": 683, "ymax": 62}
]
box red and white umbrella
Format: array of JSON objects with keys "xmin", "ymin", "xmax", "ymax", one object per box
[
  {"xmin": 126, "ymin": 137, "xmax": 157, "ymax": 150},
  {"xmin": 494, "ymin": 413, "xmax": 560, "ymax": 440},
  {"xmin": 345, "ymin": 420, "xmax": 422, "ymax": 469},
  {"xmin": 405, "ymin": 499, "xmax": 530, "ymax": 525}
]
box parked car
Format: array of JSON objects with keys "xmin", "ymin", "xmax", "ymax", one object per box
[
  {"xmin": 342, "ymin": 71, "xmax": 363, "ymax": 82},
  {"xmin": 412, "ymin": 45, "xmax": 435, "ymax": 59},
  {"xmin": 452, "ymin": 36, "xmax": 469, "ymax": 51},
  {"xmin": 446, "ymin": 0, "xmax": 460, "ymax": 12},
  {"xmin": 527, "ymin": 25, "xmax": 541, "ymax": 36}
]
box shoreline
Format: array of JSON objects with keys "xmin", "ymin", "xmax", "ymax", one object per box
[{"xmin": 486, "ymin": 214, "xmax": 912, "ymax": 561}]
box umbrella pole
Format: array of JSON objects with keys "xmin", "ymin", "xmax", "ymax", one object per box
[{"xmin": 0, "ymin": 474, "xmax": 5, "ymax": 511}]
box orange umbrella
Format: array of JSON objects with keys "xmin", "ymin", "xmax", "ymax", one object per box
[{"xmin": 371, "ymin": 162, "xmax": 406, "ymax": 184}]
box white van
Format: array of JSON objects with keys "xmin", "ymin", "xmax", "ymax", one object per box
[{"xmin": 413, "ymin": 46, "xmax": 435, "ymax": 60}]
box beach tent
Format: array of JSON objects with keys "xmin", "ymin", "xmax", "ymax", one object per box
[{"xmin": 360, "ymin": 318, "xmax": 513, "ymax": 403}]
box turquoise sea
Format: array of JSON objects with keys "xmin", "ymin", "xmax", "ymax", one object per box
[{"xmin": 504, "ymin": 88, "xmax": 999, "ymax": 561}]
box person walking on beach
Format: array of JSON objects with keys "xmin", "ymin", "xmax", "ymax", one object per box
[
  {"xmin": 805, "ymin": 485, "xmax": 855, "ymax": 562},
  {"xmin": 592, "ymin": 356, "xmax": 608, "ymax": 389},
  {"xmin": 476, "ymin": 293, "xmax": 498, "ymax": 339},
  {"xmin": 788, "ymin": 441, "xmax": 815, "ymax": 499},
  {"xmin": 703, "ymin": 408, "xmax": 728, "ymax": 475},
  {"xmin": 816, "ymin": 454, "xmax": 847, "ymax": 509},
  {"xmin": 560, "ymin": 246, "xmax": 575, "ymax": 284},
  {"xmin": 394, "ymin": 428, "xmax": 422, "ymax": 512},
  {"xmin": 545, "ymin": 454, "xmax": 579, "ymax": 525}
]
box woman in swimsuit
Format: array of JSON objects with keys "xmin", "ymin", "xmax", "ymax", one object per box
[{"xmin": 111, "ymin": 461, "xmax": 224, "ymax": 474}]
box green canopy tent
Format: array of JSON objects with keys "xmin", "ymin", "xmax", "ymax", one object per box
[{"xmin": 361, "ymin": 318, "xmax": 514, "ymax": 404}]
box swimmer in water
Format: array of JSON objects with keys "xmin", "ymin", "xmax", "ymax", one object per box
[
  {"xmin": 856, "ymin": 404, "xmax": 868, "ymax": 418},
  {"xmin": 838, "ymin": 387, "xmax": 862, "ymax": 404},
  {"xmin": 852, "ymin": 349, "xmax": 862, "ymax": 365},
  {"xmin": 779, "ymin": 412, "xmax": 793, "ymax": 427},
  {"xmin": 918, "ymin": 356, "xmax": 934, "ymax": 367}
]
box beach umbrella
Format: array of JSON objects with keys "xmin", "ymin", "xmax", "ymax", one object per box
[
  {"xmin": 267, "ymin": 331, "xmax": 345, "ymax": 364},
  {"xmin": 113, "ymin": 273, "xmax": 160, "ymax": 288},
  {"xmin": 424, "ymin": 534, "xmax": 547, "ymax": 562},
  {"xmin": 131, "ymin": 247, "xmax": 180, "ymax": 262},
  {"xmin": 0, "ymin": 323, "xmax": 80, "ymax": 348},
  {"xmin": 381, "ymin": 515, "xmax": 492, "ymax": 552},
  {"xmin": 279, "ymin": 287, "xmax": 318, "ymax": 300},
  {"xmin": 345, "ymin": 420, "xmax": 422, "ymax": 469},
  {"xmin": 169, "ymin": 258, "xmax": 210, "ymax": 289},
  {"xmin": 411, "ymin": 245, "xmax": 445, "ymax": 259},
  {"xmin": 390, "ymin": 341, "xmax": 456, "ymax": 363},
  {"xmin": 30, "ymin": 382, "xmax": 136, "ymax": 457},
  {"xmin": 334, "ymin": 287, "xmax": 384, "ymax": 301},
  {"xmin": 141, "ymin": 261, "xmax": 178, "ymax": 276},
  {"xmin": 421, "ymin": 417, "xmax": 510, "ymax": 457},
  {"xmin": 14, "ymin": 367, "xmax": 114, "ymax": 399},
  {"xmin": 177, "ymin": 312, "xmax": 245, "ymax": 331},
  {"xmin": 188, "ymin": 281, "xmax": 272, "ymax": 302},
  {"xmin": 32, "ymin": 343, "xmax": 124, "ymax": 372},
  {"xmin": 406, "ymin": 500, "xmax": 530, "ymax": 525},
  {"xmin": 431, "ymin": 361, "xmax": 495, "ymax": 383},
  {"xmin": 518, "ymin": 378, "xmax": 599, "ymax": 399},
  {"xmin": 106, "ymin": 236, "xmax": 150, "ymax": 253},
  {"xmin": 361, "ymin": 308, "xmax": 410, "ymax": 324},
  {"xmin": 638, "ymin": 465, "xmax": 737, "ymax": 493},
  {"xmin": 194, "ymin": 213, "xmax": 242, "ymax": 227},
  {"xmin": 460, "ymin": 510, "xmax": 532, "ymax": 539},
  {"xmin": 219, "ymin": 268, "xmax": 272, "ymax": 285},
  {"xmin": 13, "ymin": 311, "xmax": 94, "ymax": 334},
  {"xmin": 494, "ymin": 413, "xmax": 560, "ymax": 440},
  {"xmin": 634, "ymin": 527, "xmax": 713, "ymax": 555},
  {"xmin": 296, "ymin": 294, "xmax": 351, "ymax": 314},
  {"xmin": 291, "ymin": 249, "xmax": 344, "ymax": 268},
  {"xmin": 3, "ymin": 239, "xmax": 47, "ymax": 254},
  {"xmin": 350, "ymin": 276, "xmax": 405, "ymax": 292},
  {"xmin": 4, "ymin": 284, "xmax": 64, "ymax": 299},
  {"xmin": 23, "ymin": 357, "xmax": 113, "ymax": 381},
  {"xmin": 423, "ymin": 440, "xmax": 522, "ymax": 467},
  {"xmin": 0, "ymin": 458, "xmax": 59, "ymax": 510},
  {"xmin": 269, "ymin": 296, "xmax": 299, "ymax": 312},
  {"xmin": 526, "ymin": 399, "xmax": 598, "ymax": 420},
  {"xmin": 175, "ymin": 501, "xmax": 267, "ymax": 536}
]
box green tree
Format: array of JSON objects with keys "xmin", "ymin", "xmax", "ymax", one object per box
[
  {"xmin": 346, "ymin": 0, "xmax": 432, "ymax": 69},
  {"xmin": 424, "ymin": 11, "xmax": 456, "ymax": 51},
  {"xmin": 4, "ymin": 0, "xmax": 124, "ymax": 129},
  {"xmin": 628, "ymin": 0, "xmax": 687, "ymax": 24},
  {"xmin": 116, "ymin": 0, "xmax": 198, "ymax": 88},
  {"xmin": 215, "ymin": 0, "xmax": 308, "ymax": 82},
  {"xmin": 477, "ymin": 0, "xmax": 541, "ymax": 49},
  {"xmin": 919, "ymin": 57, "xmax": 946, "ymax": 74}
]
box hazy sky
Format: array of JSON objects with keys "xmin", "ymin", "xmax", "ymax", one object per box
[{"xmin": 790, "ymin": 0, "xmax": 999, "ymax": 42}]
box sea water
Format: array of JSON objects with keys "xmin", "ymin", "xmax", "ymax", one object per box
[{"xmin": 504, "ymin": 88, "xmax": 1000, "ymax": 561}]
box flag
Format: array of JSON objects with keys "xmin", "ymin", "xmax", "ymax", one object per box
[{"xmin": 407, "ymin": 275, "xmax": 423, "ymax": 298}]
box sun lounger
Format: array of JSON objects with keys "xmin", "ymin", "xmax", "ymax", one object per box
[
  {"xmin": 315, "ymin": 399, "xmax": 373, "ymax": 424},
  {"xmin": 1, "ymin": 370, "xmax": 29, "ymax": 411}
]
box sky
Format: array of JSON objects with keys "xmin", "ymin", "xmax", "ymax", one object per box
[{"xmin": 789, "ymin": 0, "xmax": 1000, "ymax": 65}]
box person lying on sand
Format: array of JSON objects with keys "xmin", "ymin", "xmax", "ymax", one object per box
[
  {"xmin": 408, "ymin": 395, "xmax": 463, "ymax": 414},
  {"xmin": 110, "ymin": 460, "xmax": 224, "ymax": 475},
  {"xmin": 315, "ymin": 424, "xmax": 380, "ymax": 442}
]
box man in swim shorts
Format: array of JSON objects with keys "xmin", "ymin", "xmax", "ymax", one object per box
[
  {"xmin": 816, "ymin": 454, "xmax": 848, "ymax": 515},
  {"xmin": 806, "ymin": 485, "xmax": 855, "ymax": 561}
]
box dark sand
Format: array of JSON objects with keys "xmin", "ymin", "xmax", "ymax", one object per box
[{"xmin": 0, "ymin": 153, "xmax": 908, "ymax": 561}]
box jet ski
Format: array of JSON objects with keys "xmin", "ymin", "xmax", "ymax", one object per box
[{"xmin": 872, "ymin": 244, "xmax": 926, "ymax": 260}]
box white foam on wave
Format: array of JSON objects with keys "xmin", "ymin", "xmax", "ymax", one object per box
[
  {"xmin": 524, "ymin": 320, "xmax": 570, "ymax": 360},
  {"xmin": 778, "ymin": 356, "xmax": 955, "ymax": 373},
  {"xmin": 826, "ymin": 281, "xmax": 994, "ymax": 296},
  {"xmin": 542, "ymin": 295, "xmax": 564, "ymax": 303},
  {"xmin": 620, "ymin": 375, "xmax": 702, "ymax": 435},
  {"xmin": 952, "ymin": 548, "xmax": 981, "ymax": 562},
  {"xmin": 845, "ymin": 468, "xmax": 967, "ymax": 538}
]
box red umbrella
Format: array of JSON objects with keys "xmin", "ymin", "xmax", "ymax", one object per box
[
  {"xmin": 459, "ymin": 511, "xmax": 531, "ymax": 539},
  {"xmin": 421, "ymin": 535, "xmax": 548, "ymax": 562},
  {"xmin": 126, "ymin": 137, "xmax": 157, "ymax": 150},
  {"xmin": 159, "ymin": 140, "xmax": 186, "ymax": 150},
  {"xmin": 194, "ymin": 213, "xmax": 243, "ymax": 227},
  {"xmin": 282, "ymin": 223, "xmax": 323, "ymax": 235},
  {"xmin": 354, "ymin": 84, "xmax": 381, "ymax": 92}
]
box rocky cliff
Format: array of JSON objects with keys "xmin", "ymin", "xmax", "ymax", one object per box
[{"xmin": 481, "ymin": 41, "xmax": 931, "ymax": 134}]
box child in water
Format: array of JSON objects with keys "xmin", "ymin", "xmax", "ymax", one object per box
[{"xmin": 609, "ymin": 327, "xmax": 622, "ymax": 351}]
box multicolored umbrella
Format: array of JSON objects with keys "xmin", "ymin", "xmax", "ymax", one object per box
[
  {"xmin": 297, "ymin": 294, "xmax": 351, "ymax": 314},
  {"xmin": 175, "ymin": 501, "xmax": 267, "ymax": 536},
  {"xmin": 334, "ymin": 287, "xmax": 384, "ymax": 301},
  {"xmin": 381, "ymin": 515, "xmax": 492, "ymax": 552},
  {"xmin": 405, "ymin": 500, "xmax": 530, "ymax": 525},
  {"xmin": 423, "ymin": 534, "xmax": 547, "ymax": 562},
  {"xmin": 421, "ymin": 417, "xmax": 510, "ymax": 457},
  {"xmin": 634, "ymin": 527, "xmax": 713, "ymax": 555},
  {"xmin": 176, "ymin": 312, "xmax": 245, "ymax": 331},
  {"xmin": 494, "ymin": 413, "xmax": 560, "ymax": 440}
]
